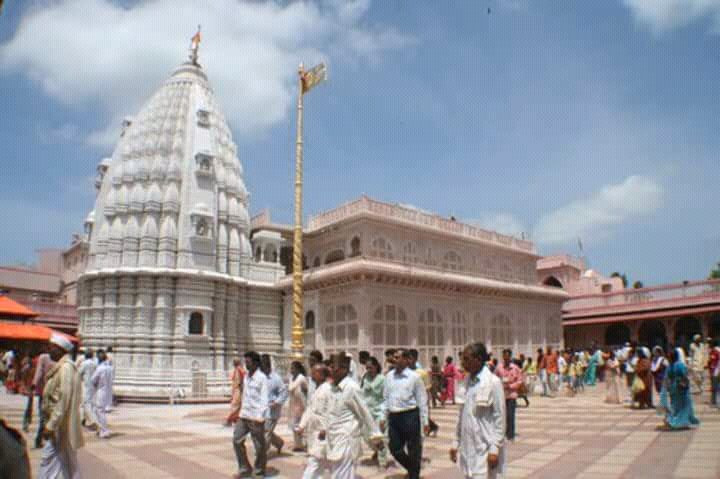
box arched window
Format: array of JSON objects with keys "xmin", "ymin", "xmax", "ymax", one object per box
[
  {"xmin": 402, "ymin": 242, "xmax": 419, "ymax": 264},
  {"xmin": 491, "ymin": 314, "xmax": 511, "ymax": 348},
  {"xmin": 370, "ymin": 237, "xmax": 393, "ymax": 259},
  {"xmin": 473, "ymin": 312, "xmax": 489, "ymax": 343},
  {"xmin": 263, "ymin": 245, "xmax": 277, "ymax": 262},
  {"xmin": 451, "ymin": 311, "xmax": 468, "ymax": 348},
  {"xmin": 531, "ymin": 316, "xmax": 543, "ymax": 347},
  {"xmin": 313, "ymin": 256, "xmax": 321, "ymax": 268},
  {"xmin": 419, "ymin": 308, "xmax": 445, "ymax": 366},
  {"xmin": 424, "ymin": 248, "xmax": 436, "ymax": 267},
  {"xmin": 325, "ymin": 249, "xmax": 345, "ymax": 265},
  {"xmin": 305, "ymin": 311, "xmax": 315, "ymax": 330},
  {"xmin": 322, "ymin": 304, "xmax": 358, "ymax": 355},
  {"xmin": 189, "ymin": 312, "xmax": 204, "ymax": 335},
  {"xmin": 442, "ymin": 251, "xmax": 463, "ymax": 271},
  {"xmin": 349, "ymin": 236, "xmax": 361, "ymax": 257},
  {"xmin": 371, "ymin": 305, "xmax": 409, "ymax": 357},
  {"xmin": 542, "ymin": 276, "xmax": 563, "ymax": 288},
  {"xmin": 254, "ymin": 247, "xmax": 262, "ymax": 262},
  {"xmin": 605, "ymin": 323, "xmax": 631, "ymax": 347}
]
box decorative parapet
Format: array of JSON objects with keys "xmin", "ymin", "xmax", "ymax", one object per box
[
  {"xmin": 307, "ymin": 196, "xmax": 536, "ymax": 253},
  {"xmin": 537, "ymin": 254, "xmax": 586, "ymax": 271},
  {"xmin": 250, "ymin": 209, "xmax": 271, "ymax": 229},
  {"xmin": 564, "ymin": 279, "xmax": 720, "ymax": 313}
]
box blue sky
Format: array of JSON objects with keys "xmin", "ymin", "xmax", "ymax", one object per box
[{"xmin": 1, "ymin": 0, "xmax": 718, "ymax": 285}]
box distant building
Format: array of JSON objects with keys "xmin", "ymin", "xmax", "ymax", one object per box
[
  {"xmin": 0, "ymin": 238, "xmax": 87, "ymax": 334},
  {"xmin": 538, "ymin": 254, "xmax": 720, "ymax": 350}
]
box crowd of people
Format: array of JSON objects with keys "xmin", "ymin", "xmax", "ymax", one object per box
[
  {"xmin": 1, "ymin": 339, "xmax": 116, "ymax": 478},
  {"xmin": 226, "ymin": 345, "xmax": 509, "ymax": 479},
  {"xmin": 2, "ymin": 332, "xmax": 717, "ymax": 479}
]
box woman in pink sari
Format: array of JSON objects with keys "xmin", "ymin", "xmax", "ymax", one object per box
[{"xmin": 441, "ymin": 356, "xmax": 458, "ymax": 405}]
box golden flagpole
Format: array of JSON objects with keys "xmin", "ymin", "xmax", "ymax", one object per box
[{"xmin": 291, "ymin": 62, "xmax": 327, "ymax": 359}]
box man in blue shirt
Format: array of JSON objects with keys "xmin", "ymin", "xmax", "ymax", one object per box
[
  {"xmin": 260, "ymin": 354, "xmax": 288, "ymax": 456},
  {"xmin": 381, "ymin": 349, "xmax": 430, "ymax": 479}
]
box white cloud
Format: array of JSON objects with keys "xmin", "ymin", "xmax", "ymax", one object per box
[
  {"xmin": 469, "ymin": 213, "xmax": 526, "ymax": 238},
  {"xmin": 533, "ymin": 175, "xmax": 663, "ymax": 245},
  {"xmin": 0, "ymin": 0, "xmax": 413, "ymax": 147},
  {"xmin": 622, "ymin": 0, "xmax": 720, "ymax": 33}
]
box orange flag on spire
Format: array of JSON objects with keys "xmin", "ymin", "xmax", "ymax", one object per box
[{"xmin": 191, "ymin": 26, "xmax": 201, "ymax": 48}]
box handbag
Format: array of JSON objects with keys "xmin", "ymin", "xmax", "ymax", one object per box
[{"xmin": 631, "ymin": 376, "xmax": 645, "ymax": 394}]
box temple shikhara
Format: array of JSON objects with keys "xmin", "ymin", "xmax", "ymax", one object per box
[{"xmin": 73, "ymin": 51, "xmax": 566, "ymax": 398}]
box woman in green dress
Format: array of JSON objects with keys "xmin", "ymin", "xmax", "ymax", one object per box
[{"xmin": 361, "ymin": 356, "xmax": 388, "ymax": 468}]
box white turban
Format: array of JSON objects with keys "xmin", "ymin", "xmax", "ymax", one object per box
[{"xmin": 49, "ymin": 332, "xmax": 73, "ymax": 352}]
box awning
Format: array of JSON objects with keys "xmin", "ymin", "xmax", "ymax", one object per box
[
  {"xmin": 0, "ymin": 296, "xmax": 38, "ymax": 317},
  {"xmin": 0, "ymin": 322, "xmax": 78, "ymax": 342}
]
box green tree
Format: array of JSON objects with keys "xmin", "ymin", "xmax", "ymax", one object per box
[
  {"xmin": 611, "ymin": 272, "xmax": 628, "ymax": 288},
  {"xmin": 710, "ymin": 262, "xmax": 720, "ymax": 280},
  {"xmin": 632, "ymin": 280, "xmax": 644, "ymax": 289}
]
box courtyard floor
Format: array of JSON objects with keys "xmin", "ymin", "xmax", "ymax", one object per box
[{"xmin": 1, "ymin": 383, "xmax": 718, "ymax": 478}]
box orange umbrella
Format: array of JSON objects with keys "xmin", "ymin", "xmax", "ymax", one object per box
[{"xmin": 0, "ymin": 322, "xmax": 78, "ymax": 343}]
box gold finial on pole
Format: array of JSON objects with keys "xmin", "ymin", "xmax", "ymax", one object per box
[{"xmin": 291, "ymin": 61, "xmax": 327, "ymax": 360}]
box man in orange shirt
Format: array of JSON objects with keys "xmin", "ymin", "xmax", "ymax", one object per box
[
  {"xmin": 543, "ymin": 347, "xmax": 559, "ymax": 395},
  {"xmin": 226, "ymin": 357, "xmax": 245, "ymax": 426}
]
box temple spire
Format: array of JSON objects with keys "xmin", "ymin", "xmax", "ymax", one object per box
[{"xmin": 189, "ymin": 25, "xmax": 201, "ymax": 65}]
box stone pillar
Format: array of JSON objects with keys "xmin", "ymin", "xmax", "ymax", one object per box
[
  {"xmin": 226, "ymin": 284, "xmax": 240, "ymax": 352},
  {"xmin": 89, "ymin": 279, "xmax": 105, "ymax": 339},
  {"xmin": 101, "ymin": 277, "xmax": 118, "ymax": 340},
  {"xmin": 213, "ymin": 283, "xmax": 227, "ymax": 370},
  {"xmin": 133, "ymin": 276, "xmax": 154, "ymax": 370},
  {"xmin": 153, "ymin": 276, "xmax": 174, "ymax": 371},
  {"xmin": 116, "ymin": 276, "xmax": 135, "ymax": 370},
  {"xmin": 217, "ymin": 223, "xmax": 228, "ymax": 274}
]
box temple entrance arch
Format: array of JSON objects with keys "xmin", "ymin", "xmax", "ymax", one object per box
[
  {"xmin": 674, "ymin": 316, "xmax": 702, "ymax": 351},
  {"xmin": 542, "ymin": 276, "xmax": 563, "ymax": 288},
  {"xmin": 604, "ymin": 323, "xmax": 630, "ymax": 347},
  {"xmin": 709, "ymin": 313, "xmax": 720, "ymax": 340},
  {"xmin": 638, "ymin": 319, "xmax": 667, "ymax": 349}
]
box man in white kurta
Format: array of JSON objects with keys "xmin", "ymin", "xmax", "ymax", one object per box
[
  {"xmin": 326, "ymin": 353, "xmax": 383, "ymax": 479},
  {"xmin": 689, "ymin": 334, "xmax": 708, "ymax": 395},
  {"xmin": 78, "ymin": 351, "xmax": 97, "ymax": 429},
  {"xmin": 451, "ymin": 343, "xmax": 506, "ymax": 479},
  {"xmin": 298, "ymin": 365, "xmax": 332, "ymax": 479},
  {"xmin": 39, "ymin": 333, "xmax": 84, "ymax": 479},
  {"xmin": 91, "ymin": 351, "xmax": 113, "ymax": 438}
]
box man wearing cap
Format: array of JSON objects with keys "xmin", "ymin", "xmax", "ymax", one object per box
[
  {"xmin": 689, "ymin": 334, "xmax": 708, "ymax": 395},
  {"xmin": 38, "ymin": 333, "xmax": 84, "ymax": 479}
]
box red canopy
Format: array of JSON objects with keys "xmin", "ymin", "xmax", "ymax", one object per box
[
  {"xmin": 0, "ymin": 296, "xmax": 38, "ymax": 318},
  {"xmin": 0, "ymin": 322, "xmax": 78, "ymax": 343}
]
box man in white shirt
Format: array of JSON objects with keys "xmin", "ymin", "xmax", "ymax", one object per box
[
  {"xmin": 689, "ymin": 334, "xmax": 708, "ymax": 395},
  {"xmin": 91, "ymin": 350, "xmax": 113, "ymax": 439},
  {"xmin": 260, "ymin": 354, "xmax": 288, "ymax": 455},
  {"xmin": 104, "ymin": 346, "xmax": 115, "ymax": 413},
  {"xmin": 78, "ymin": 350, "xmax": 97, "ymax": 429},
  {"xmin": 326, "ymin": 352, "xmax": 383, "ymax": 479},
  {"xmin": 307, "ymin": 350, "xmax": 324, "ymax": 402},
  {"xmin": 450, "ymin": 342, "xmax": 506, "ymax": 479},
  {"xmin": 382, "ymin": 349, "xmax": 429, "ymax": 479},
  {"xmin": 233, "ymin": 351, "xmax": 269, "ymax": 478},
  {"xmin": 297, "ymin": 364, "xmax": 332, "ymax": 479}
]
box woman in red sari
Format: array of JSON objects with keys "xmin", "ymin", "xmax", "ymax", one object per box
[{"xmin": 441, "ymin": 356, "xmax": 458, "ymax": 405}]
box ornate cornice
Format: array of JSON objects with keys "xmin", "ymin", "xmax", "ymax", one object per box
[{"xmin": 275, "ymin": 257, "xmax": 567, "ymax": 301}]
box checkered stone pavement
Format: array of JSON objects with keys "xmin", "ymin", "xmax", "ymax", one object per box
[{"xmin": 2, "ymin": 384, "xmax": 718, "ymax": 478}]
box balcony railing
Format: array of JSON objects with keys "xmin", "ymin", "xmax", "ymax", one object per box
[
  {"xmin": 564, "ymin": 279, "xmax": 720, "ymax": 312},
  {"xmin": 307, "ymin": 196, "xmax": 535, "ymax": 253}
]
